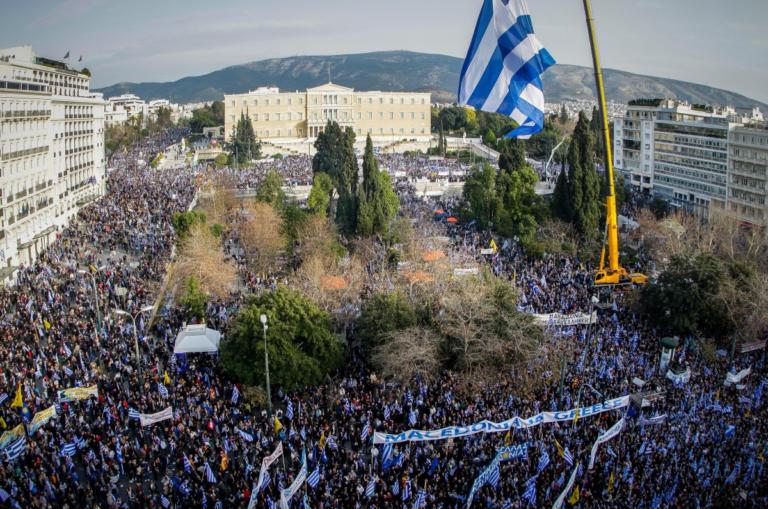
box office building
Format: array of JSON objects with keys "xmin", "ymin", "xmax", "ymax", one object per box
[
  {"xmin": 727, "ymin": 126, "xmax": 768, "ymax": 231},
  {"xmin": 0, "ymin": 45, "xmax": 106, "ymax": 274}
]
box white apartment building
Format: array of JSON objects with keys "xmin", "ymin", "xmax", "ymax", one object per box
[
  {"xmin": 727, "ymin": 126, "xmax": 768, "ymax": 231},
  {"xmin": 106, "ymin": 93, "xmax": 147, "ymax": 124},
  {"xmin": 0, "ymin": 46, "xmax": 106, "ymax": 276}
]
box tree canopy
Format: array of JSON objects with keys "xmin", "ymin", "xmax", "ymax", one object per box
[
  {"xmin": 221, "ymin": 287, "xmax": 343, "ymax": 390},
  {"xmin": 312, "ymin": 122, "xmax": 359, "ymax": 234},
  {"xmin": 357, "ymin": 135, "xmax": 400, "ymax": 236}
]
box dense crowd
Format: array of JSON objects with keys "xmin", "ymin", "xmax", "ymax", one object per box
[{"xmin": 0, "ymin": 131, "xmax": 764, "ymax": 509}]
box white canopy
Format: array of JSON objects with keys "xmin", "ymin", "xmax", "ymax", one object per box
[{"xmin": 173, "ymin": 324, "xmax": 221, "ymax": 354}]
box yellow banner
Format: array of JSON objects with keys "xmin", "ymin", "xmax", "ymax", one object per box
[
  {"xmin": 29, "ymin": 405, "xmax": 57, "ymax": 434},
  {"xmin": 0, "ymin": 425, "xmax": 24, "ymax": 449},
  {"xmin": 58, "ymin": 385, "xmax": 99, "ymax": 402}
]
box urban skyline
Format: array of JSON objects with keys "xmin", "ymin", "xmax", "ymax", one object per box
[{"xmin": 2, "ymin": 0, "xmax": 767, "ymax": 103}]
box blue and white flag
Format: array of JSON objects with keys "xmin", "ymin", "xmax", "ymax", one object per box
[
  {"xmin": 412, "ymin": 488, "xmax": 426, "ymax": 509},
  {"xmin": 366, "ymin": 478, "xmax": 376, "ymax": 498},
  {"xmin": 183, "ymin": 454, "xmax": 193, "ymax": 473},
  {"xmin": 361, "ymin": 422, "xmax": 371, "ymax": 442},
  {"xmin": 307, "ymin": 466, "xmax": 321, "ymax": 488},
  {"xmin": 60, "ymin": 442, "xmax": 77, "ymax": 457},
  {"xmin": 5, "ymin": 436, "xmax": 26, "ymax": 461},
  {"xmin": 381, "ymin": 443, "xmax": 394, "ymax": 466},
  {"xmin": 458, "ymin": 0, "xmax": 555, "ymax": 139},
  {"xmin": 205, "ymin": 462, "xmax": 217, "ymax": 483},
  {"xmin": 231, "ymin": 385, "xmax": 240, "ymax": 405},
  {"xmin": 285, "ymin": 400, "xmax": 294, "ymax": 420},
  {"xmin": 0, "ymin": 394, "xmax": 7, "ymax": 406},
  {"xmin": 158, "ymin": 383, "xmax": 169, "ymax": 399},
  {"xmin": 563, "ymin": 447, "xmax": 574, "ymax": 466},
  {"xmin": 236, "ymin": 428, "xmax": 254, "ymax": 443},
  {"xmin": 523, "ymin": 476, "xmax": 537, "ymax": 505},
  {"xmin": 128, "ymin": 408, "xmax": 141, "ymax": 420},
  {"xmin": 537, "ymin": 449, "xmax": 550, "ymax": 473}
]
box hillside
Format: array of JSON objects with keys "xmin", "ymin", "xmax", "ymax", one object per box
[{"xmin": 96, "ymin": 50, "xmax": 767, "ymax": 110}]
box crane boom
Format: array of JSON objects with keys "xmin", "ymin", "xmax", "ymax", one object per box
[{"xmin": 582, "ymin": 0, "xmax": 647, "ymax": 286}]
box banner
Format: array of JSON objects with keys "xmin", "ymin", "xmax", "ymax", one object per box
[
  {"xmin": 724, "ymin": 367, "xmax": 751, "ymax": 386},
  {"xmin": 533, "ymin": 311, "xmax": 597, "ymax": 327},
  {"xmin": 373, "ymin": 396, "xmax": 630, "ymax": 444},
  {"xmin": 666, "ymin": 368, "xmax": 691, "ymax": 385},
  {"xmin": 139, "ymin": 407, "xmax": 173, "ymax": 427},
  {"xmin": 639, "ymin": 414, "xmax": 667, "ymax": 426},
  {"xmin": 0, "ymin": 425, "xmax": 24, "ymax": 450},
  {"xmin": 250, "ymin": 442, "xmax": 283, "ymax": 508},
  {"xmin": 588, "ymin": 418, "xmax": 624, "ymax": 469},
  {"xmin": 467, "ymin": 454, "xmax": 501, "ymax": 508},
  {"xmin": 57, "ymin": 385, "xmax": 99, "ymax": 403},
  {"xmin": 497, "ymin": 442, "xmax": 528, "ymax": 462},
  {"xmin": 29, "ymin": 405, "xmax": 57, "ymax": 435},
  {"xmin": 552, "ymin": 463, "xmax": 580, "ymax": 509},
  {"xmin": 279, "ymin": 450, "xmax": 307, "ymax": 509}
]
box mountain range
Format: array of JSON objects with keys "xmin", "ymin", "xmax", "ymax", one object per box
[{"xmin": 95, "ymin": 50, "xmax": 767, "ymax": 111}]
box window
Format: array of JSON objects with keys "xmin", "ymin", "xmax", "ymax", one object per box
[
  {"xmin": 389, "ymin": 112, "xmax": 394, "ymax": 120},
  {"xmin": 253, "ymin": 114, "xmax": 259, "ymax": 121},
  {"xmin": 288, "ymin": 98, "xmax": 292, "ymax": 105},
  {"xmin": 265, "ymin": 114, "xmax": 270, "ymax": 121},
  {"xmin": 357, "ymin": 112, "xmax": 362, "ymax": 120},
  {"xmin": 276, "ymin": 113, "xmax": 281, "ymax": 121},
  {"xmin": 390, "ymin": 98, "xmax": 394, "ymax": 104},
  {"xmin": 368, "ymin": 112, "xmax": 373, "ymax": 120},
  {"xmin": 379, "ymin": 112, "xmax": 384, "ymax": 119},
  {"xmin": 276, "ymin": 99, "xmax": 280, "ymax": 105},
  {"xmin": 421, "ymin": 112, "xmax": 425, "ymax": 120}
]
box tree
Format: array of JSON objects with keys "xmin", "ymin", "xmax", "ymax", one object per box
[
  {"xmin": 256, "ymin": 169, "xmax": 285, "ymax": 208},
  {"xmin": 639, "ymin": 252, "xmax": 728, "ymax": 337},
  {"xmin": 214, "ymin": 153, "xmax": 229, "ymax": 168},
  {"xmin": 559, "ymin": 104, "xmax": 569, "ymax": 124},
  {"xmin": 564, "ymin": 112, "xmax": 602, "ymax": 237},
  {"xmin": 173, "ymin": 222, "xmax": 237, "ymax": 301},
  {"xmin": 357, "ymin": 135, "xmax": 400, "ymax": 236},
  {"xmin": 498, "ymin": 138, "xmax": 526, "ymax": 175},
  {"xmin": 551, "ymin": 167, "xmax": 572, "ymax": 222},
  {"xmin": 372, "ymin": 327, "xmax": 442, "ymax": 383},
  {"xmin": 178, "ymin": 276, "xmax": 208, "ymax": 321},
  {"xmin": 357, "ymin": 292, "xmax": 419, "ymax": 354},
  {"xmin": 190, "ymin": 101, "xmax": 225, "ymax": 133},
  {"xmin": 482, "ymin": 128, "xmax": 497, "ymax": 147},
  {"xmin": 238, "ymin": 202, "xmax": 286, "ymax": 272},
  {"xmin": 496, "ymin": 164, "xmax": 540, "ymax": 242},
  {"xmin": 172, "ymin": 210, "xmax": 206, "ymax": 240},
  {"xmin": 435, "ymin": 272, "xmax": 542, "ymax": 379},
  {"xmin": 312, "ymin": 122, "xmax": 359, "ymax": 234},
  {"xmin": 221, "ymin": 287, "xmax": 343, "ymax": 389},
  {"xmin": 526, "ymin": 118, "xmax": 561, "ymax": 160},
  {"xmin": 230, "ymin": 113, "xmax": 261, "ymax": 164},
  {"xmin": 307, "ymin": 172, "xmax": 334, "ymax": 217},
  {"xmin": 462, "ymin": 164, "xmax": 499, "ymax": 228}
]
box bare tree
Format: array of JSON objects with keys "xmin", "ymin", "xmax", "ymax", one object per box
[
  {"xmin": 174, "ymin": 222, "xmax": 237, "ymax": 300},
  {"xmin": 372, "ymin": 327, "xmax": 442, "ymax": 383},
  {"xmin": 238, "ymin": 202, "xmax": 286, "ymax": 272}
]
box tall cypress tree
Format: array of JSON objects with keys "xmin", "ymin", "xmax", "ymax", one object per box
[
  {"xmin": 567, "ymin": 112, "xmax": 602, "ymax": 237},
  {"xmin": 312, "ymin": 122, "xmax": 359, "ymax": 234},
  {"xmin": 358, "ymin": 135, "xmax": 399, "ymax": 236},
  {"xmin": 231, "ymin": 113, "xmax": 260, "ymax": 164}
]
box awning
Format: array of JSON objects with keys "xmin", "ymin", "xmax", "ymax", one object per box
[{"xmin": 173, "ymin": 324, "xmax": 221, "ymax": 354}]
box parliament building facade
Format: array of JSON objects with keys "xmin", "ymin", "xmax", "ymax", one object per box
[{"xmin": 224, "ymin": 83, "xmax": 431, "ymax": 142}]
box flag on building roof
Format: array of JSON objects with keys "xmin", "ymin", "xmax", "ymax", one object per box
[{"xmin": 458, "ymin": 0, "xmax": 555, "ymax": 139}]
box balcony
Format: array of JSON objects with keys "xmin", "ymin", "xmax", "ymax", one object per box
[{"xmin": 0, "ymin": 145, "xmax": 49, "ymax": 161}]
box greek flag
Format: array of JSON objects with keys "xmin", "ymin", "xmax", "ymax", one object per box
[
  {"xmin": 160, "ymin": 495, "xmax": 171, "ymax": 508},
  {"xmin": 205, "ymin": 462, "xmax": 217, "ymax": 483},
  {"xmin": 183, "ymin": 454, "xmax": 192, "ymax": 473},
  {"xmin": 285, "ymin": 400, "xmax": 294, "ymax": 420},
  {"xmin": 236, "ymin": 428, "xmax": 254, "ymax": 443},
  {"xmin": 5, "ymin": 436, "xmax": 26, "ymax": 461},
  {"xmin": 563, "ymin": 447, "xmax": 574, "ymax": 466},
  {"xmin": 158, "ymin": 383, "xmax": 169, "ymax": 398},
  {"xmin": 361, "ymin": 422, "xmax": 370, "ymax": 442},
  {"xmin": 392, "ymin": 480, "xmax": 400, "ymax": 496},
  {"xmin": 383, "ymin": 405, "xmax": 391, "ymax": 420},
  {"xmin": 402, "ymin": 479, "xmax": 411, "ymax": 501},
  {"xmin": 326, "ymin": 435, "xmax": 337, "ymax": 450},
  {"xmin": 128, "ymin": 408, "xmax": 141, "ymax": 420},
  {"xmin": 62, "ymin": 343, "xmax": 72, "ymax": 357},
  {"xmin": 60, "ymin": 443, "xmax": 77, "ymax": 457},
  {"xmin": 458, "ymin": 0, "xmax": 555, "ymax": 139},
  {"xmin": 0, "ymin": 394, "xmax": 7, "ymax": 405},
  {"xmin": 381, "ymin": 443, "xmax": 394, "ymax": 466},
  {"xmin": 537, "ymin": 449, "xmax": 550, "ymax": 473},
  {"xmin": 523, "ymin": 476, "xmax": 537, "ymax": 505},
  {"xmin": 366, "ymin": 478, "xmax": 376, "ymax": 498},
  {"xmin": 488, "ymin": 464, "xmax": 500, "ymax": 490},
  {"xmin": 412, "ymin": 488, "xmax": 426, "ymax": 509},
  {"xmin": 63, "ymin": 366, "xmax": 73, "ymax": 377},
  {"xmin": 408, "ymin": 409, "xmax": 418, "ymax": 426},
  {"xmin": 231, "ymin": 385, "xmax": 240, "ymax": 405},
  {"xmin": 307, "ymin": 466, "xmax": 321, "ymax": 488},
  {"xmin": 260, "ymin": 470, "xmax": 271, "ymax": 491}
]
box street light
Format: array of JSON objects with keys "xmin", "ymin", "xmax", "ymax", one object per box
[
  {"xmin": 78, "ymin": 266, "xmax": 105, "ymax": 338},
  {"xmin": 114, "ymin": 306, "xmax": 154, "ymax": 375},
  {"xmin": 260, "ymin": 314, "xmax": 272, "ymax": 419}
]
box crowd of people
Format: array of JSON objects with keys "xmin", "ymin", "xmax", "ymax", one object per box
[{"xmin": 0, "ymin": 130, "xmax": 764, "ymax": 509}]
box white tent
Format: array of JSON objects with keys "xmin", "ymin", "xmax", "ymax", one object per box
[{"xmin": 173, "ymin": 324, "xmax": 221, "ymax": 354}]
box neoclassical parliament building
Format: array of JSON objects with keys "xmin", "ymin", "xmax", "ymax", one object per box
[{"xmin": 224, "ymin": 83, "xmax": 431, "ymax": 142}]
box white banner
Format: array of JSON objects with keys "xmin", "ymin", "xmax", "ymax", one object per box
[
  {"xmin": 250, "ymin": 442, "xmax": 283, "ymax": 508},
  {"xmin": 373, "ymin": 396, "xmax": 630, "ymax": 444},
  {"xmin": 724, "ymin": 367, "xmax": 751, "ymax": 386},
  {"xmin": 666, "ymin": 368, "xmax": 691, "ymax": 384},
  {"xmin": 139, "ymin": 407, "xmax": 173, "ymax": 427},
  {"xmin": 279, "ymin": 450, "xmax": 307, "ymax": 509},
  {"xmin": 533, "ymin": 311, "xmax": 597, "ymax": 327},
  {"xmin": 58, "ymin": 385, "xmax": 99, "ymax": 403},
  {"xmin": 552, "ymin": 462, "xmax": 580, "ymax": 509},
  {"xmin": 589, "ymin": 418, "xmax": 624, "ymax": 469}
]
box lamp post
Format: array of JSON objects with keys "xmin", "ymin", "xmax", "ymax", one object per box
[
  {"xmin": 114, "ymin": 306, "xmax": 154, "ymax": 375},
  {"xmin": 78, "ymin": 266, "xmax": 105, "ymax": 338},
  {"xmin": 261, "ymin": 314, "xmax": 272, "ymax": 419}
]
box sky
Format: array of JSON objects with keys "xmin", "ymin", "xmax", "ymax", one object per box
[{"xmin": 2, "ymin": 0, "xmax": 766, "ymax": 102}]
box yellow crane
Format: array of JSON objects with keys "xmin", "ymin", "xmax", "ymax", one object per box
[{"xmin": 582, "ymin": 0, "xmax": 647, "ymax": 286}]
